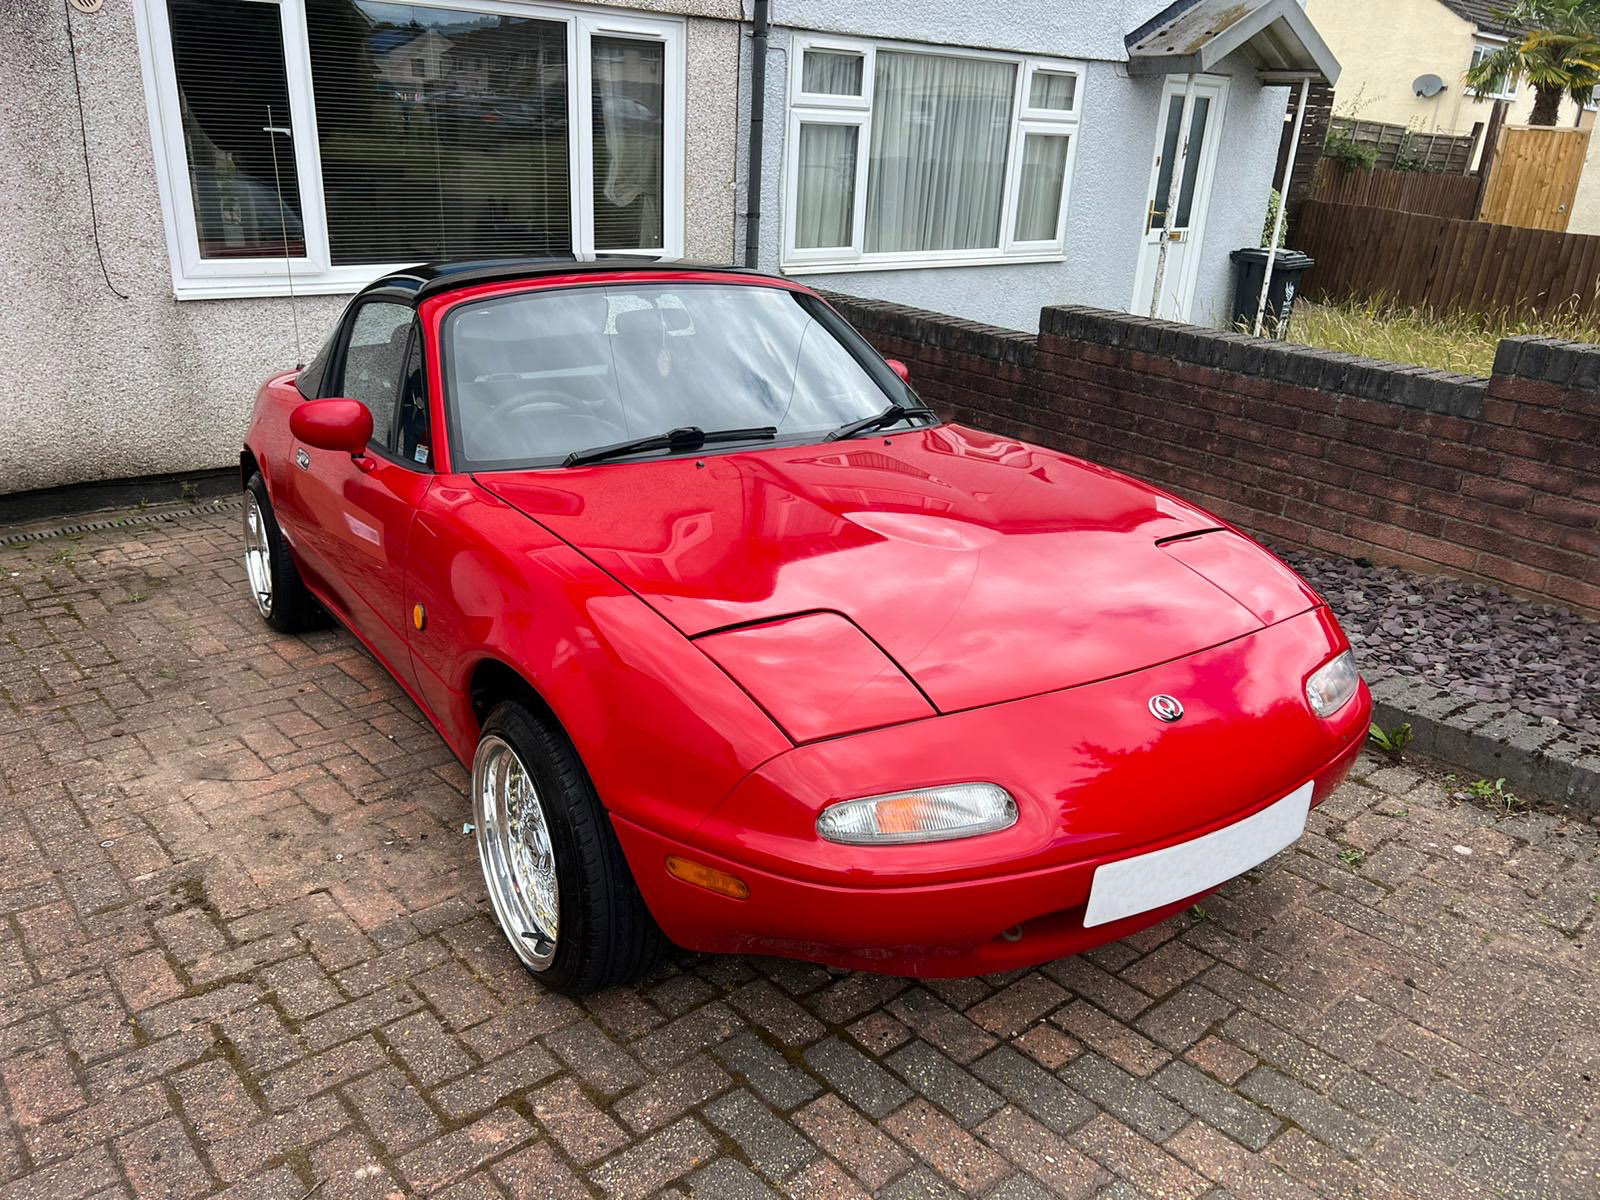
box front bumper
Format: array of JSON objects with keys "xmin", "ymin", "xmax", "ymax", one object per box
[{"xmin": 613, "ymin": 607, "xmax": 1371, "ymax": 976}]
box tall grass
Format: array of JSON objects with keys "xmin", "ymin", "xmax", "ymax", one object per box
[{"xmin": 1288, "ymin": 297, "xmax": 1600, "ymax": 377}]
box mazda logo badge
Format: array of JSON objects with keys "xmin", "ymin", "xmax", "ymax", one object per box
[{"xmin": 1148, "ymin": 694, "xmax": 1184, "ymax": 723}]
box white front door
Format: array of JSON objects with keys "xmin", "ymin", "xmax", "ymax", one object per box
[{"xmin": 1131, "ymin": 75, "xmax": 1228, "ymax": 323}]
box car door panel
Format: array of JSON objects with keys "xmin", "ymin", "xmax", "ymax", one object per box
[{"xmin": 284, "ymin": 300, "xmax": 434, "ymax": 686}]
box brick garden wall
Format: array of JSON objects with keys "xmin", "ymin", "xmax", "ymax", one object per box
[{"xmin": 826, "ymin": 294, "xmax": 1600, "ymax": 618}]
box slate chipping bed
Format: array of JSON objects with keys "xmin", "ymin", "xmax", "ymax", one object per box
[{"xmin": 1282, "ymin": 548, "xmax": 1600, "ymax": 738}]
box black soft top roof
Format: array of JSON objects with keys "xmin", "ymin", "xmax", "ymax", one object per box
[{"xmin": 359, "ymin": 256, "xmax": 770, "ymax": 306}]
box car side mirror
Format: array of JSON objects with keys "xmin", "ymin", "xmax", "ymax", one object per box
[
  {"xmin": 885, "ymin": 358, "xmax": 911, "ymax": 385},
  {"xmin": 290, "ymin": 397, "xmax": 373, "ymax": 457}
]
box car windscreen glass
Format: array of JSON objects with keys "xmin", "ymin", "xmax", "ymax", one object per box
[{"xmin": 442, "ymin": 283, "xmax": 910, "ymax": 469}]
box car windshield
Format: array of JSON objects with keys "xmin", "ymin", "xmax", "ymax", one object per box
[{"xmin": 443, "ymin": 282, "xmax": 910, "ymax": 469}]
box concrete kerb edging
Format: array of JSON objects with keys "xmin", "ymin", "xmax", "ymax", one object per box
[{"xmin": 1367, "ymin": 675, "xmax": 1600, "ymax": 812}]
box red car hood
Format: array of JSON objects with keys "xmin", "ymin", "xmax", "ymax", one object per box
[{"xmin": 477, "ymin": 425, "xmax": 1318, "ymax": 712}]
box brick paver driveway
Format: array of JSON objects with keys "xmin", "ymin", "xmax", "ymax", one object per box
[{"xmin": 1, "ymin": 501, "xmax": 1597, "ymax": 1200}]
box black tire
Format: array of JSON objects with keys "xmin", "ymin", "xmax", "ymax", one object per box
[
  {"xmin": 244, "ymin": 472, "xmax": 324, "ymax": 634},
  {"xmin": 474, "ymin": 700, "xmax": 670, "ymax": 994}
]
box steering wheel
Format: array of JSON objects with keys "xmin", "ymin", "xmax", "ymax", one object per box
[
  {"xmin": 491, "ymin": 390, "xmax": 586, "ymax": 420},
  {"xmin": 470, "ymin": 391, "xmax": 626, "ymax": 461}
]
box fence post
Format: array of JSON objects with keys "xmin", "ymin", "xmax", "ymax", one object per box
[
  {"xmin": 1473, "ymin": 100, "xmax": 1507, "ymax": 220},
  {"xmin": 1255, "ymin": 79, "xmax": 1310, "ymax": 337}
]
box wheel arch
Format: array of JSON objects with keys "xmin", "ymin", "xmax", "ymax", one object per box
[
  {"xmin": 240, "ymin": 448, "xmax": 260, "ymax": 490},
  {"xmin": 467, "ymin": 656, "xmax": 566, "ymax": 742}
]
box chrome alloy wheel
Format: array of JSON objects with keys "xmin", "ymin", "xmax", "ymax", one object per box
[
  {"xmin": 243, "ymin": 492, "xmax": 274, "ymax": 618},
  {"xmin": 473, "ymin": 735, "xmax": 560, "ymax": 969}
]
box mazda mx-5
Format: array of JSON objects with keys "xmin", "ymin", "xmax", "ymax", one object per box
[{"xmin": 240, "ymin": 258, "xmax": 1370, "ymax": 993}]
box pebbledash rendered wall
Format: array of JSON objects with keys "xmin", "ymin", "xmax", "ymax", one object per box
[{"xmin": 827, "ymin": 294, "xmax": 1600, "ymax": 618}]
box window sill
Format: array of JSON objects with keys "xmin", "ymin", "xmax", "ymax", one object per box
[
  {"xmin": 781, "ymin": 252, "xmax": 1067, "ymax": 277},
  {"xmin": 171, "ymin": 275, "xmax": 390, "ymax": 302}
]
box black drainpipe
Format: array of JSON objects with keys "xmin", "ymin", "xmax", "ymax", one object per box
[{"xmin": 743, "ymin": 0, "xmax": 770, "ymax": 268}]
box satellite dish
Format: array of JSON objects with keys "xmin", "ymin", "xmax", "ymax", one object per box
[{"xmin": 1414, "ymin": 73, "xmax": 1446, "ymax": 98}]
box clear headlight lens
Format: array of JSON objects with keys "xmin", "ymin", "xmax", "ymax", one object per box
[
  {"xmin": 816, "ymin": 783, "xmax": 1017, "ymax": 846},
  {"xmin": 1306, "ymin": 650, "xmax": 1360, "ymax": 718}
]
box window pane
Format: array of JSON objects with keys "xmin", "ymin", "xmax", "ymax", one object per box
[
  {"xmin": 1149, "ymin": 94, "xmax": 1209, "ymax": 231},
  {"xmin": 306, "ymin": 1, "xmax": 570, "ymax": 265},
  {"xmin": 446, "ymin": 284, "xmax": 894, "ymax": 467},
  {"xmin": 1176, "ymin": 96, "xmax": 1210, "ymax": 228},
  {"xmin": 1474, "ymin": 44, "xmax": 1510, "ymax": 95},
  {"xmin": 166, "ymin": 0, "xmax": 304, "ymax": 259},
  {"xmin": 1014, "ymin": 133, "xmax": 1068, "ymax": 242},
  {"xmin": 398, "ymin": 329, "xmax": 431, "ymax": 465},
  {"xmin": 1028, "ymin": 71, "xmax": 1076, "ymax": 112},
  {"xmin": 343, "ymin": 303, "xmax": 412, "ymax": 446},
  {"xmin": 865, "ymin": 51, "xmax": 1016, "ymax": 254},
  {"xmin": 795, "ymin": 124, "xmax": 858, "ymax": 249},
  {"xmin": 592, "ymin": 37, "xmax": 666, "ymax": 250},
  {"xmin": 802, "ymin": 50, "xmax": 864, "ymax": 96}
]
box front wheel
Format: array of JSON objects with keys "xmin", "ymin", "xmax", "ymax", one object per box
[{"xmin": 472, "ymin": 700, "xmax": 669, "ymax": 993}]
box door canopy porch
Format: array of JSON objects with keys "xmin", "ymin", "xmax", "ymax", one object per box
[{"xmin": 1125, "ymin": 0, "xmax": 1340, "ymax": 85}]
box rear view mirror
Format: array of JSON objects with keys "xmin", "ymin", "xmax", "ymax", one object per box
[{"xmin": 290, "ymin": 397, "xmax": 373, "ymax": 456}]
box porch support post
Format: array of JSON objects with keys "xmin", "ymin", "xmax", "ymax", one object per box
[
  {"xmin": 1149, "ymin": 72, "xmax": 1197, "ymax": 319},
  {"xmin": 1254, "ymin": 76, "xmax": 1309, "ymax": 337}
]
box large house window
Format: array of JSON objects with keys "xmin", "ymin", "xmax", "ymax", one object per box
[
  {"xmin": 783, "ymin": 35, "xmax": 1083, "ymax": 272},
  {"xmin": 1470, "ymin": 38, "xmax": 1518, "ymax": 102},
  {"xmin": 136, "ymin": 0, "xmax": 685, "ymax": 299}
]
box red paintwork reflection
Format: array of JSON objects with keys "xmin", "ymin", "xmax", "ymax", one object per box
[
  {"xmin": 479, "ymin": 424, "xmax": 1307, "ymax": 713},
  {"xmin": 695, "ymin": 612, "xmax": 934, "ymax": 742},
  {"xmin": 1161, "ymin": 528, "xmax": 1323, "ymax": 624}
]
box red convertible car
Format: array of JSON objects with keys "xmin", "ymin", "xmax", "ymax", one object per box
[{"xmin": 241, "ymin": 258, "xmax": 1370, "ymax": 993}]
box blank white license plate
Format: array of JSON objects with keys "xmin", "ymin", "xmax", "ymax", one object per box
[{"xmin": 1083, "ymin": 782, "xmax": 1313, "ymax": 928}]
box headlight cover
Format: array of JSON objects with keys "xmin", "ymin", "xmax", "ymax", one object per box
[
  {"xmin": 1305, "ymin": 650, "xmax": 1360, "ymax": 718},
  {"xmin": 816, "ymin": 783, "xmax": 1017, "ymax": 846}
]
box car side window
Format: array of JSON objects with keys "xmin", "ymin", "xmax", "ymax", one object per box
[
  {"xmin": 397, "ymin": 326, "xmax": 432, "ymax": 468},
  {"xmin": 340, "ymin": 302, "xmax": 411, "ymax": 448}
]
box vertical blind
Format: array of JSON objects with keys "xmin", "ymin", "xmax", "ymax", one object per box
[
  {"xmin": 591, "ymin": 36, "xmax": 666, "ymax": 250},
  {"xmin": 864, "ymin": 51, "xmax": 1016, "ymax": 254},
  {"xmin": 167, "ymin": 0, "xmax": 305, "ymax": 259},
  {"xmin": 794, "ymin": 124, "xmax": 857, "ymax": 249},
  {"xmin": 1014, "ymin": 134, "xmax": 1069, "ymax": 241},
  {"xmin": 801, "ymin": 50, "xmax": 863, "ymax": 96}
]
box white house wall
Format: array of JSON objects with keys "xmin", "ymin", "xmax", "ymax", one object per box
[{"xmin": 751, "ymin": 18, "xmax": 1289, "ymax": 332}]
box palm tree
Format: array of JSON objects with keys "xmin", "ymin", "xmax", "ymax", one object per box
[{"xmin": 1465, "ymin": 0, "xmax": 1600, "ymax": 124}]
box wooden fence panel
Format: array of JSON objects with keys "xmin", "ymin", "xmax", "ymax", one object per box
[
  {"xmin": 1296, "ymin": 199, "xmax": 1600, "ymax": 317},
  {"xmin": 1327, "ymin": 117, "xmax": 1476, "ymax": 173},
  {"xmin": 1308, "ymin": 159, "xmax": 1479, "ymax": 218},
  {"xmin": 1480, "ymin": 125, "xmax": 1590, "ymax": 231}
]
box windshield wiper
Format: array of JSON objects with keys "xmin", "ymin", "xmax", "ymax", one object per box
[
  {"xmin": 563, "ymin": 425, "xmax": 778, "ymax": 468},
  {"xmin": 825, "ymin": 402, "xmax": 938, "ymax": 443}
]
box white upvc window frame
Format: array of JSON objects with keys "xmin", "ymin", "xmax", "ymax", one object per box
[
  {"xmin": 782, "ymin": 32, "xmax": 1084, "ymax": 275},
  {"xmin": 1471, "ymin": 35, "xmax": 1518, "ymax": 103},
  {"xmin": 132, "ymin": 0, "xmax": 686, "ymax": 300}
]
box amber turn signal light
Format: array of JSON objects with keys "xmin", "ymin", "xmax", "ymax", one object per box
[{"xmin": 665, "ymin": 855, "xmax": 749, "ymax": 899}]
